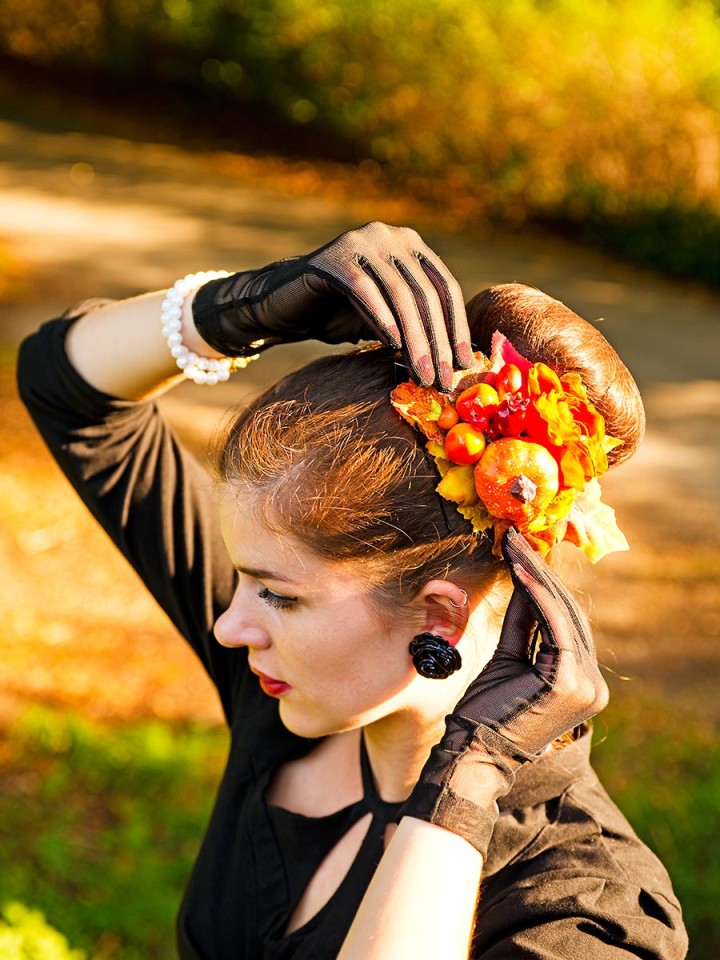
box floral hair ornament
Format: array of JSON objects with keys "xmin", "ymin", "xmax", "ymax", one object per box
[{"xmin": 390, "ymin": 332, "xmax": 629, "ymax": 562}]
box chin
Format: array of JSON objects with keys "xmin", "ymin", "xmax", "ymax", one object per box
[{"xmin": 278, "ymin": 703, "xmax": 363, "ymax": 740}]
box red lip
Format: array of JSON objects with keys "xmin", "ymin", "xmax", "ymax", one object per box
[{"xmin": 250, "ymin": 665, "xmax": 291, "ymax": 698}]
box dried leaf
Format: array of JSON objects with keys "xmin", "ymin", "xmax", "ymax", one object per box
[
  {"xmin": 565, "ymin": 478, "xmax": 629, "ymax": 563},
  {"xmin": 489, "ymin": 331, "xmax": 532, "ymax": 374},
  {"xmin": 458, "ymin": 503, "xmax": 493, "ymax": 533},
  {"xmin": 390, "ymin": 382, "xmax": 446, "ymax": 442},
  {"xmin": 450, "ymin": 352, "xmax": 492, "ymax": 395}
]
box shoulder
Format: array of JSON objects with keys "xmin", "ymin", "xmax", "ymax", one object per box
[{"xmin": 475, "ymin": 736, "xmax": 687, "ymax": 959}]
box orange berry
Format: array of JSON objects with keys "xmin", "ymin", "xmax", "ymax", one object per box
[
  {"xmin": 495, "ymin": 363, "xmax": 524, "ymax": 399},
  {"xmin": 444, "ymin": 423, "xmax": 487, "ymax": 465},
  {"xmin": 437, "ymin": 405, "xmax": 460, "ymax": 430}
]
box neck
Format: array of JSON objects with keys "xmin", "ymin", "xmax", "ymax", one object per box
[
  {"xmin": 361, "ymin": 603, "xmax": 506, "ymax": 802},
  {"xmin": 361, "ymin": 708, "xmax": 445, "ymax": 802}
]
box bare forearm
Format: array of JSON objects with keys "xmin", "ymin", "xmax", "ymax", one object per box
[
  {"xmin": 338, "ymin": 818, "xmax": 482, "ymax": 960},
  {"xmin": 65, "ymin": 286, "xmax": 222, "ymax": 400}
]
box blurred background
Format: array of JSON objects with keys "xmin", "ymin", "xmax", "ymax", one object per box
[{"xmin": 0, "ymin": 0, "xmax": 718, "ymax": 956}]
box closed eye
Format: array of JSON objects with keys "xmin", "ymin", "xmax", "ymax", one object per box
[{"xmin": 258, "ymin": 586, "xmax": 297, "ymax": 611}]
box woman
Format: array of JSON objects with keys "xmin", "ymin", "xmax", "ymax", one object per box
[{"xmin": 17, "ymin": 223, "xmax": 687, "ymax": 959}]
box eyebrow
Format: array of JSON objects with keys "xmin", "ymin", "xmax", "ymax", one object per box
[{"xmin": 235, "ymin": 565, "xmax": 300, "ymax": 585}]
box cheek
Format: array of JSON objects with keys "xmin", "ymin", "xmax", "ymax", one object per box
[{"xmin": 324, "ymin": 621, "xmax": 412, "ymax": 700}]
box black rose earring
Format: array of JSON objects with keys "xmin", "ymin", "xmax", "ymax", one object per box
[{"xmin": 409, "ymin": 633, "xmax": 462, "ymax": 680}]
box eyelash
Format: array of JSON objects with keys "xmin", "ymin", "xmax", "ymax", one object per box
[{"xmin": 258, "ymin": 586, "xmax": 297, "ymax": 611}]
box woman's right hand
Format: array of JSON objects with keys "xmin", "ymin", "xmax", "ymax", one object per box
[
  {"xmin": 399, "ymin": 527, "xmax": 609, "ymax": 856},
  {"xmin": 191, "ymin": 222, "xmax": 473, "ymax": 391}
]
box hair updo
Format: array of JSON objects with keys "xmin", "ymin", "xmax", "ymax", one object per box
[
  {"xmin": 466, "ymin": 284, "xmax": 645, "ymax": 465},
  {"xmin": 216, "ymin": 284, "xmax": 644, "ymax": 608}
]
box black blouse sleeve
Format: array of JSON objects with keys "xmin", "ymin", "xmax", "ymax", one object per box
[
  {"xmin": 16, "ymin": 312, "xmax": 242, "ymax": 723},
  {"xmin": 472, "ymin": 768, "xmax": 688, "ymax": 959}
]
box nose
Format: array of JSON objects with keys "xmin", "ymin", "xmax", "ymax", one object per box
[{"xmin": 214, "ymin": 589, "xmax": 272, "ymax": 650}]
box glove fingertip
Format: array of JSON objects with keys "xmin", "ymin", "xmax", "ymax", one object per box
[
  {"xmin": 501, "ymin": 526, "xmax": 528, "ymax": 564},
  {"xmin": 501, "ymin": 527, "xmax": 547, "ymax": 579},
  {"xmin": 385, "ymin": 324, "xmax": 403, "ymax": 349},
  {"xmin": 456, "ymin": 342, "xmax": 475, "ymax": 369}
]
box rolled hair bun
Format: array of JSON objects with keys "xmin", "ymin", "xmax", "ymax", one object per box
[{"xmin": 466, "ymin": 283, "xmax": 645, "ymax": 466}]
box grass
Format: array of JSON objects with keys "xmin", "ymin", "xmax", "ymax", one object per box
[
  {"xmin": 593, "ymin": 694, "xmax": 719, "ymax": 956},
  {"xmin": 1, "ymin": 698, "xmax": 715, "ymax": 957},
  {"xmin": 0, "ymin": 708, "xmax": 227, "ymax": 959}
]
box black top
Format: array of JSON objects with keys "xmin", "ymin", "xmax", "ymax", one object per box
[{"xmin": 17, "ymin": 312, "xmax": 689, "ymax": 960}]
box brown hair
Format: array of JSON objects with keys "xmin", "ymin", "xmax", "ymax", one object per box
[
  {"xmin": 216, "ymin": 283, "xmax": 644, "ymax": 607},
  {"xmin": 466, "ymin": 284, "xmax": 645, "ymax": 465}
]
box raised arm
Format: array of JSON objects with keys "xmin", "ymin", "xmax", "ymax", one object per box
[
  {"xmin": 67, "ymin": 222, "xmax": 473, "ymax": 400},
  {"xmin": 64, "ymin": 287, "xmax": 215, "ymax": 400}
]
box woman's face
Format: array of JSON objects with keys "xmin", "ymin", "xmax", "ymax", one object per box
[{"xmin": 214, "ymin": 487, "xmax": 420, "ymax": 739}]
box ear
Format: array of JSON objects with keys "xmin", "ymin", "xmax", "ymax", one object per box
[{"xmin": 415, "ymin": 580, "xmax": 470, "ymax": 647}]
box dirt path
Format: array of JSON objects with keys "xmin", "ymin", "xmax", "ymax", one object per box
[{"xmin": 1, "ymin": 115, "xmax": 718, "ymax": 723}]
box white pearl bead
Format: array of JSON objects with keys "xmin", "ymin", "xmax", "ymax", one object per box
[{"xmin": 162, "ymin": 271, "xmax": 248, "ymax": 385}]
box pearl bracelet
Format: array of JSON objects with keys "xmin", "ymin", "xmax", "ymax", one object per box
[{"xmin": 161, "ymin": 271, "xmax": 258, "ymax": 385}]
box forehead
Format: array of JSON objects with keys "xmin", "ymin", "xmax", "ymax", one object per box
[{"xmin": 216, "ymin": 482, "xmax": 320, "ymax": 577}]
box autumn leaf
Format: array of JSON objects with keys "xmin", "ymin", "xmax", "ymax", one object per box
[
  {"xmin": 425, "ymin": 439, "xmax": 447, "ymax": 461},
  {"xmin": 603, "ymin": 433, "xmax": 623, "ymax": 455},
  {"xmin": 565, "ymin": 478, "xmax": 629, "ymax": 563},
  {"xmin": 489, "ymin": 331, "xmax": 532, "ymax": 374},
  {"xmin": 527, "ymin": 362, "xmax": 562, "ymax": 396},
  {"xmin": 560, "ymin": 372, "xmax": 589, "ymax": 402},
  {"xmin": 525, "ymin": 488, "xmax": 576, "ymax": 533},
  {"xmin": 458, "ymin": 503, "xmax": 493, "ymax": 534},
  {"xmin": 390, "ymin": 382, "xmax": 446, "ymax": 442}
]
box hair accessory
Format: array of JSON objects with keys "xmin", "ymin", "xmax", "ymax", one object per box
[
  {"xmin": 161, "ymin": 272, "xmax": 259, "ymax": 385},
  {"xmin": 409, "ymin": 633, "xmax": 462, "ymax": 679},
  {"xmin": 449, "ymin": 589, "xmax": 469, "ymax": 609},
  {"xmin": 390, "ymin": 331, "xmax": 628, "ymax": 563}
]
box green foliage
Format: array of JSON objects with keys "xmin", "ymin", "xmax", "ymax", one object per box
[
  {"xmin": 562, "ymin": 202, "xmax": 720, "ymax": 287},
  {"xmin": 0, "ymin": 700, "xmax": 715, "ymax": 956},
  {"xmin": 0, "ymin": 903, "xmax": 85, "ymax": 960},
  {"xmin": 593, "ymin": 695, "xmax": 720, "ymax": 958},
  {"xmin": 3, "ymin": 0, "xmax": 720, "ymax": 282},
  {"xmin": 0, "ymin": 708, "xmax": 227, "ymax": 960}
]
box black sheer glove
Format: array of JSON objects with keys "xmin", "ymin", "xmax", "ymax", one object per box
[
  {"xmin": 399, "ymin": 527, "xmax": 609, "ymax": 857},
  {"xmin": 191, "ymin": 221, "xmax": 472, "ymax": 390}
]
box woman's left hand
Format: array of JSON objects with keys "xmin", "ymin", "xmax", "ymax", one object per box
[
  {"xmin": 456, "ymin": 526, "xmax": 609, "ymax": 755},
  {"xmin": 399, "ymin": 527, "xmax": 609, "ymax": 856},
  {"xmin": 191, "ymin": 222, "xmax": 472, "ymax": 390}
]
